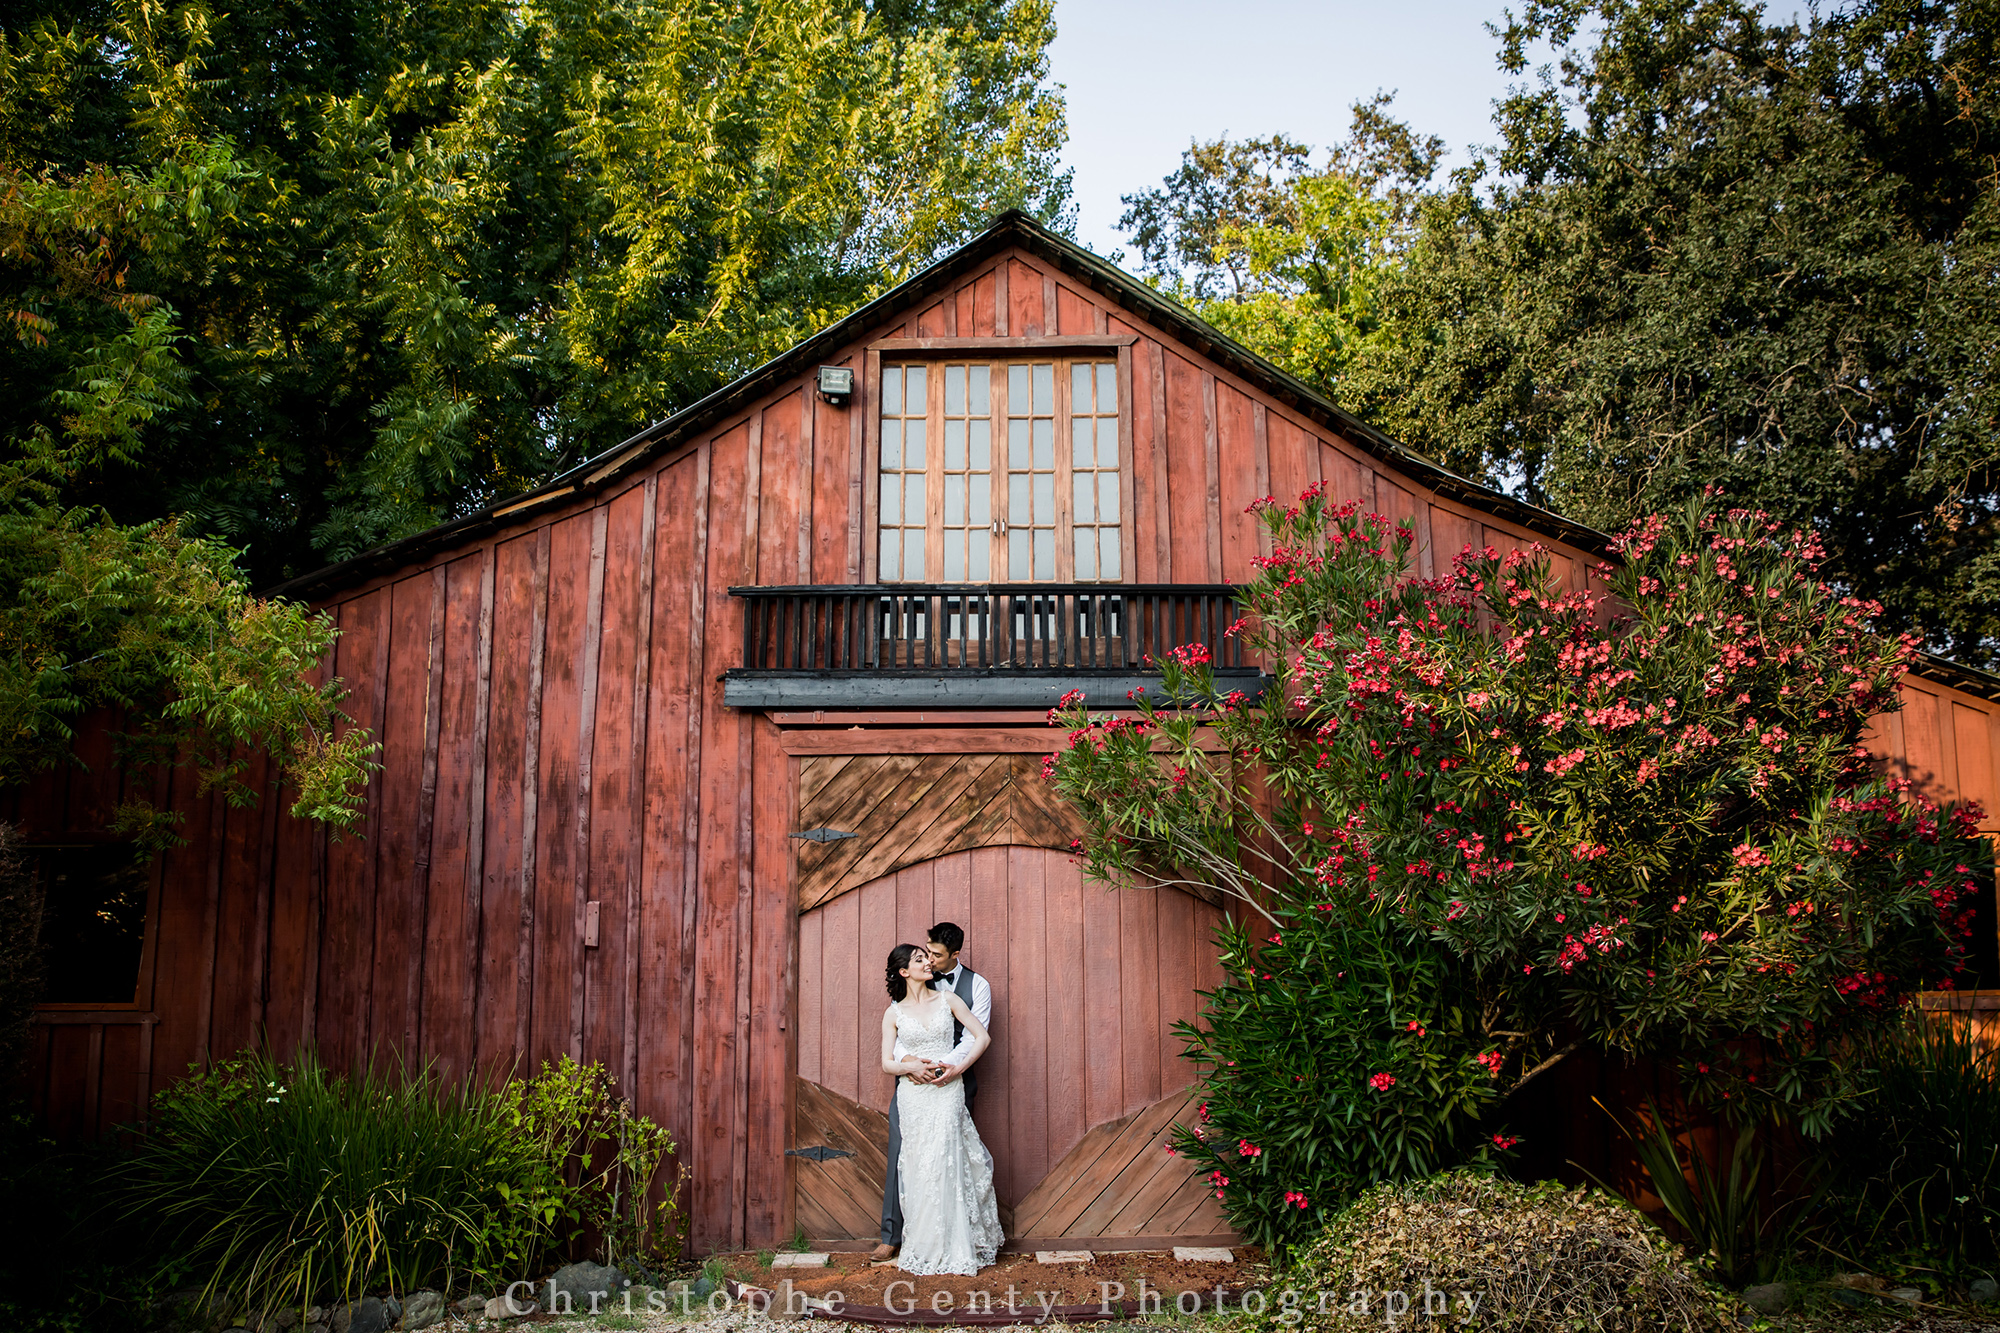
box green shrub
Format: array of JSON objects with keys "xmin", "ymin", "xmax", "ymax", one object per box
[
  {"xmin": 123, "ymin": 1048, "xmax": 679, "ymax": 1320},
  {"xmin": 1607, "ymin": 1101, "xmax": 1780, "ymax": 1288},
  {"xmin": 1167, "ymin": 909, "xmax": 1503, "ymax": 1253},
  {"xmin": 502, "ymin": 1056, "xmax": 682, "ymax": 1269},
  {"xmin": 1818, "ymin": 1010, "xmax": 2000, "ymax": 1277},
  {"xmin": 1244, "ymin": 1171, "xmax": 1736, "ymax": 1332},
  {"xmin": 0, "ymin": 1105, "xmax": 179, "ymax": 1333}
]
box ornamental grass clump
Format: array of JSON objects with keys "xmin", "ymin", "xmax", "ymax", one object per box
[
  {"xmin": 1245, "ymin": 1172, "xmax": 1736, "ymax": 1332},
  {"xmin": 122, "ymin": 1048, "xmax": 678, "ymax": 1321},
  {"xmin": 1046, "ymin": 488, "xmax": 1984, "ymax": 1251},
  {"xmin": 1818, "ymin": 1009, "xmax": 2000, "ymax": 1277}
]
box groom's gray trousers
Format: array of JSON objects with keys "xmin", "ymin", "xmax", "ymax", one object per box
[{"xmin": 880, "ymin": 970, "xmax": 981, "ymax": 1247}]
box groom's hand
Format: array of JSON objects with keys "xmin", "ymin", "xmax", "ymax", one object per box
[{"xmin": 932, "ymin": 1063, "xmax": 965, "ymax": 1086}]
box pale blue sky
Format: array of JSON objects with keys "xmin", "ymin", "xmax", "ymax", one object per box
[{"xmin": 1044, "ymin": 0, "xmax": 1529, "ymax": 258}]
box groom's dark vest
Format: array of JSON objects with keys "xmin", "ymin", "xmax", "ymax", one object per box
[{"xmin": 943, "ymin": 965, "xmax": 981, "ymax": 1102}]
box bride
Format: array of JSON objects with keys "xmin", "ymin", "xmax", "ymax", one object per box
[{"xmin": 879, "ymin": 943, "xmax": 1004, "ymax": 1276}]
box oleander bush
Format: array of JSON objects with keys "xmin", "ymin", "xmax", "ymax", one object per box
[
  {"xmin": 123, "ymin": 1048, "xmax": 679, "ymax": 1321},
  {"xmin": 1238, "ymin": 1172, "xmax": 1735, "ymax": 1332},
  {"xmin": 1046, "ymin": 490, "xmax": 1985, "ymax": 1253},
  {"xmin": 1164, "ymin": 909, "xmax": 1502, "ymax": 1253}
]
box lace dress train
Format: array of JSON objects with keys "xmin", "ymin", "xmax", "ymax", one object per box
[{"xmin": 892, "ymin": 997, "xmax": 1004, "ymax": 1276}]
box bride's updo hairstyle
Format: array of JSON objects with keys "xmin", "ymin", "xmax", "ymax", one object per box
[{"xmin": 886, "ymin": 942, "xmax": 929, "ymax": 1001}]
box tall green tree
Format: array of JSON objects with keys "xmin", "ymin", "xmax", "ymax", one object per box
[
  {"xmin": 1115, "ymin": 98, "xmax": 1439, "ymax": 395},
  {"xmin": 2, "ymin": 0, "xmax": 1071, "ymax": 581},
  {"xmin": 0, "ymin": 0, "xmax": 1066, "ymax": 822},
  {"xmin": 1340, "ymin": 0, "xmax": 2000, "ymax": 666}
]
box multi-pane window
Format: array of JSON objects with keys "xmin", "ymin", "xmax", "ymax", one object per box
[
  {"xmin": 942, "ymin": 365, "xmax": 993, "ymax": 581},
  {"xmin": 880, "ymin": 358, "xmax": 1120, "ymax": 583},
  {"xmin": 879, "ymin": 365, "xmax": 929, "ymax": 581},
  {"xmin": 1069, "ymin": 362, "xmax": 1120, "ymax": 581}
]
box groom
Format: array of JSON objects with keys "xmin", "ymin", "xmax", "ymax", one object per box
[{"xmin": 872, "ymin": 920, "xmax": 993, "ymax": 1262}]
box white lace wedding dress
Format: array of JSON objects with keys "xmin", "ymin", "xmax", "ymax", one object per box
[{"xmin": 891, "ymin": 995, "xmax": 1004, "ymax": 1275}]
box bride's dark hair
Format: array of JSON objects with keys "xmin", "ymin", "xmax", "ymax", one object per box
[{"xmin": 886, "ymin": 943, "xmax": 930, "ymax": 1002}]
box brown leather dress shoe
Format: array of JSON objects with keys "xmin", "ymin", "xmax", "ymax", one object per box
[{"xmin": 868, "ymin": 1243, "xmax": 898, "ymax": 1263}]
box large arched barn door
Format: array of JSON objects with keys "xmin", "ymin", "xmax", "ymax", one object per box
[{"xmin": 793, "ymin": 845, "xmax": 1234, "ymax": 1245}]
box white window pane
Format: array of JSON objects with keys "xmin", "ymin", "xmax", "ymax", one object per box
[
  {"xmin": 1033, "ymin": 472, "xmax": 1053, "ymax": 523},
  {"xmin": 971, "ymin": 420, "xmax": 990, "ymax": 471},
  {"xmin": 1100, "ymin": 529, "xmax": 1121, "ymax": 580},
  {"xmin": 883, "ymin": 367, "xmax": 902, "ymax": 415},
  {"xmin": 946, "ymin": 365, "xmax": 965, "ymax": 415},
  {"xmin": 880, "ymin": 528, "xmax": 900, "ymax": 579},
  {"xmin": 1074, "ymin": 472, "xmax": 1093, "ymax": 523},
  {"xmin": 904, "ymin": 529, "xmax": 926, "ymax": 581},
  {"xmin": 946, "ymin": 419, "xmax": 966, "ymax": 470},
  {"xmin": 882, "ymin": 419, "xmax": 901, "ymax": 469},
  {"xmin": 1099, "ymin": 471, "xmax": 1119, "ymax": 520},
  {"xmin": 907, "ymin": 365, "xmax": 927, "ymax": 408},
  {"xmin": 1034, "ymin": 528, "xmax": 1054, "ymax": 580},
  {"xmin": 1009, "ymin": 528, "xmax": 1028, "ymax": 577},
  {"xmin": 970, "ymin": 537, "xmax": 989, "ymax": 581},
  {"xmin": 1097, "ymin": 362, "xmax": 1116, "ymax": 413},
  {"xmin": 1032, "ymin": 419, "xmax": 1052, "ymax": 469},
  {"xmin": 1009, "ymin": 474, "xmax": 1030, "ymax": 523},
  {"xmin": 945, "ymin": 475, "xmax": 965, "ymax": 526},
  {"xmin": 1008, "ymin": 364, "xmax": 1029, "ymax": 411},
  {"xmin": 1072, "ymin": 362, "xmax": 1091, "ymax": 412},
  {"xmin": 971, "ymin": 365, "xmax": 989, "ymax": 415},
  {"xmin": 1098, "ymin": 418, "xmax": 1118, "ymax": 468},
  {"xmin": 1072, "ymin": 417, "xmax": 1092, "ymax": 467},
  {"xmin": 904, "ymin": 475, "xmax": 925, "ymax": 525},
  {"xmin": 1032, "ymin": 363, "xmax": 1053, "ymax": 414},
  {"xmin": 970, "ymin": 473, "xmax": 990, "ymax": 526},
  {"xmin": 945, "ymin": 538, "xmax": 964, "ymax": 582},
  {"xmin": 1074, "ymin": 528, "xmax": 1096, "ymax": 580},
  {"xmin": 881, "ymin": 474, "xmax": 899, "ymax": 521},
  {"xmin": 905, "ymin": 418, "xmax": 925, "ymax": 469},
  {"xmin": 1008, "ymin": 418, "xmax": 1030, "ymax": 469}
]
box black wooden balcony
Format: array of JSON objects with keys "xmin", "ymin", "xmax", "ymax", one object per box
[{"xmin": 722, "ymin": 583, "xmax": 1266, "ymax": 709}]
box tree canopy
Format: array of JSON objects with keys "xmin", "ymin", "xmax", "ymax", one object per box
[
  {"xmin": 0, "ymin": 0, "xmax": 1069, "ymax": 822},
  {"xmin": 1121, "ymin": 0, "xmax": 2000, "ymax": 668},
  {"xmin": 3, "ymin": 0, "xmax": 1070, "ymax": 582}
]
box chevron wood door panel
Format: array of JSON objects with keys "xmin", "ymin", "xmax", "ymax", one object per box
[{"xmin": 794, "ymin": 845, "xmax": 1226, "ymax": 1220}]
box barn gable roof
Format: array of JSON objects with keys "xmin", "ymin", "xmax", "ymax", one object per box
[
  {"xmin": 270, "ymin": 210, "xmax": 1598, "ymax": 601},
  {"xmin": 266, "ymin": 210, "xmax": 2000, "ymax": 702}
]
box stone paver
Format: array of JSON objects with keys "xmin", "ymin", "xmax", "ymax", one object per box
[
  {"xmin": 1171, "ymin": 1246, "xmax": 1234, "ymax": 1263},
  {"xmin": 771, "ymin": 1253, "xmax": 831, "ymax": 1268},
  {"xmin": 1033, "ymin": 1250, "xmax": 1093, "ymax": 1264}
]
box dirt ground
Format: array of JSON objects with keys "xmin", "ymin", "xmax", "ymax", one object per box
[{"xmin": 717, "ymin": 1248, "xmax": 1260, "ymax": 1314}]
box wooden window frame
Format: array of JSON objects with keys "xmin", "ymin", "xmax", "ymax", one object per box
[
  {"xmin": 861, "ymin": 337, "xmax": 1137, "ymax": 585},
  {"xmin": 27, "ymin": 840, "xmax": 161, "ymax": 1015}
]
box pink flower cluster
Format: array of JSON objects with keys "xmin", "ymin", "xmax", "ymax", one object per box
[{"xmin": 1367, "ymin": 1071, "xmax": 1396, "ymax": 1092}]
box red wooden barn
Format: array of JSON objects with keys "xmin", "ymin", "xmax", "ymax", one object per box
[{"xmin": 14, "ymin": 212, "xmax": 2000, "ymax": 1254}]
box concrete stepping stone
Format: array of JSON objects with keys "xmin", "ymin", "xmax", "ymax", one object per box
[
  {"xmin": 1173, "ymin": 1246, "xmax": 1235, "ymax": 1263},
  {"xmin": 772, "ymin": 1252, "xmax": 832, "ymax": 1268},
  {"xmin": 1035, "ymin": 1250, "xmax": 1094, "ymax": 1264}
]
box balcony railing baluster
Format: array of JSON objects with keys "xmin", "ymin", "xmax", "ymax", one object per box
[{"xmin": 728, "ymin": 584, "xmax": 1250, "ymax": 679}]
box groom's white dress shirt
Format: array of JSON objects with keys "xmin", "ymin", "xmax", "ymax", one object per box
[{"xmin": 892, "ymin": 964, "xmax": 993, "ymax": 1069}]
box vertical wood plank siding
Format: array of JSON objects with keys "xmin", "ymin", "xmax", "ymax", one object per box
[{"xmin": 17, "ymin": 242, "xmax": 2000, "ymax": 1253}]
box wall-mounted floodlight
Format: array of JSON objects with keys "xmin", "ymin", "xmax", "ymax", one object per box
[{"xmin": 817, "ymin": 365, "xmax": 854, "ymax": 406}]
